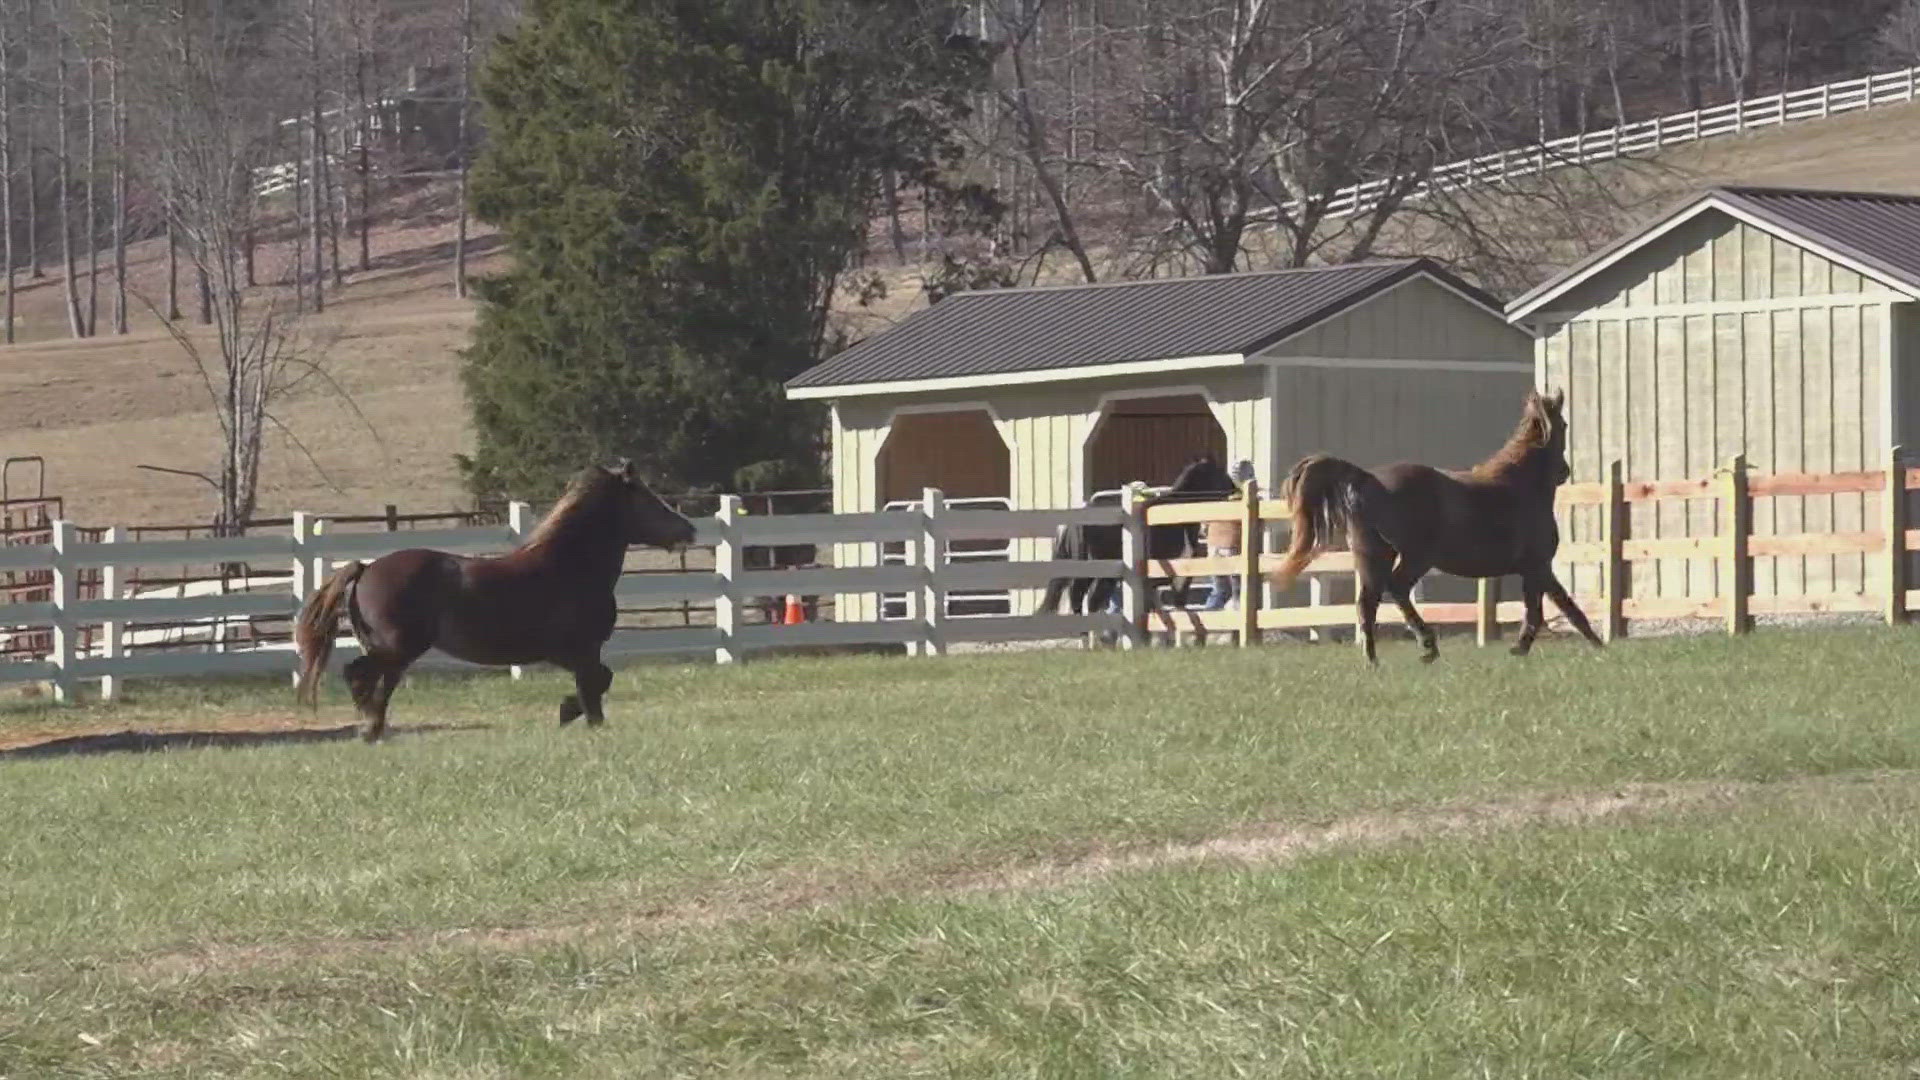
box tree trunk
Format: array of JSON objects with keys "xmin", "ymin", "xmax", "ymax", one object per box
[
  {"xmin": 24, "ymin": 0, "xmax": 39, "ymax": 280},
  {"xmin": 1, "ymin": 6, "xmax": 14, "ymax": 345},
  {"xmin": 292, "ymin": 125, "xmax": 307, "ymax": 314},
  {"xmin": 166, "ymin": 221, "xmax": 180, "ymax": 320},
  {"xmin": 197, "ymin": 264, "xmax": 211, "ymax": 325},
  {"xmin": 308, "ymin": 0, "xmax": 325, "ymax": 313},
  {"xmin": 84, "ymin": 45, "xmax": 97, "ymax": 337},
  {"xmin": 356, "ymin": 35, "xmax": 371, "ymax": 273},
  {"xmin": 883, "ymin": 170, "xmax": 906, "ymax": 263},
  {"xmin": 56, "ymin": 34, "xmax": 84, "ymax": 339},
  {"xmin": 453, "ymin": 0, "xmax": 473, "ymax": 298},
  {"xmin": 109, "ymin": 7, "xmax": 127, "ymax": 335}
]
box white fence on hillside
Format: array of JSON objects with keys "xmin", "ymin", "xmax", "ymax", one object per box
[
  {"xmin": 1321, "ymin": 65, "xmax": 1920, "ymax": 218},
  {"xmin": 0, "ymin": 490, "xmax": 1159, "ymax": 703}
]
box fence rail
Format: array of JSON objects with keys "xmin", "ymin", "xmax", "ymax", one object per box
[
  {"xmin": 1140, "ymin": 447, "xmax": 1918, "ymax": 645},
  {"xmin": 1318, "ymin": 65, "xmax": 1920, "ymax": 218},
  {"xmin": 2, "ymin": 457, "xmax": 1914, "ymax": 700}
]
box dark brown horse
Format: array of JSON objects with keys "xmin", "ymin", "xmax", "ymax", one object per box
[
  {"xmin": 294, "ymin": 460, "xmax": 697, "ymax": 740},
  {"xmin": 1036, "ymin": 454, "xmax": 1236, "ymax": 615},
  {"xmin": 1269, "ymin": 389, "xmax": 1603, "ymax": 664}
]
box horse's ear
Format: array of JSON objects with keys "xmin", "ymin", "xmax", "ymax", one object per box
[
  {"xmin": 606, "ymin": 458, "xmax": 636, "ymax": 484},
  {"xmin": 1547, "ymin": 388, "xmax": 1565, "ymax": 412}
]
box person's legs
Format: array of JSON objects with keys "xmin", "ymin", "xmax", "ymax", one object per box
[{"xmin": 1203, "ymin": 547, "xmax": 1237, "ymax": 610}]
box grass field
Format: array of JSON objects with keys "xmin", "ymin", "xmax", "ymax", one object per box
[{"xmin": 4, "ymin": 628, "xmax": 1920, "ymax": 1076}]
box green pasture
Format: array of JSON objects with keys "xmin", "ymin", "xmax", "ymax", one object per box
[{"xmin": 3, "ymin": 628, "xmax": 1919, "ymax": 1077}]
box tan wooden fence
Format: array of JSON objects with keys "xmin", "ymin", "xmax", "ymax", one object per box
[{"xmin": 1139, "ymin": 448, "xmax": 1915, "ymax": 645}]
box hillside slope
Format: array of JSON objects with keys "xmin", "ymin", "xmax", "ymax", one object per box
[{"xmin": 3, "ymin": 101, "xmax": 1919, "ymax": 526}]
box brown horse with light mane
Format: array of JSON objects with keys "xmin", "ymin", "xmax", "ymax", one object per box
[
  {"xmin": 1269, "ymin": 389, "xmax": 1604, "ymax": 665},
  {"xmin": 294, "ymin": 460, "xmax": 697, "ymax": 740}
]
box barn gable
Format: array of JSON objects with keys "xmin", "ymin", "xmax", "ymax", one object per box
[{"xmin": 1508, "ymin": 184, "xmax": 1920, "ymax": 605}]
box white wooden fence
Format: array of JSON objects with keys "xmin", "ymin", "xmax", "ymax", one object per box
[
  {"xmin": 0, "ymin": 489, "xmax": 1158, "ymax": 703},
  {"xmin": 1321, "ymin": 65, "xmax": 1920, "ymax": 219}
]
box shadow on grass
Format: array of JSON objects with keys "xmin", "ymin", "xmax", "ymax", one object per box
[{"xmin": 0, "ymin": 721, "xmax": 492, "ymax": 760}]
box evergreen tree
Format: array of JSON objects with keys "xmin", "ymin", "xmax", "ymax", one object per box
[{"xmin": 459, "ymin": 0, "xmax": 990, "ymax": 499}]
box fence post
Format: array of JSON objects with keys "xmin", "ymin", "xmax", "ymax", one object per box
[
  {"xmin": 1475, "ymin": 577, "xmax": 1499, "ymax": 646},
  {"xmin": 290, "ymin": 513, "xmax": 313, "ymax": 689},
  {"xmin": 1724, "ymin": 454, "xmax": 1750, "ymax": 635},
  {"xmin": 1602, "ymin": 460, "xmax": 1626, "ymax": 642},
  {"xmin": 1887, "ymin": 445, "xmax": 1907, "ymax": 626},
  {"xmin": 99, "ymin": 526, "xmax": 122, "ymax": 703},
  {"xmin": 1238, "ymin": 481, "xmax": 1260, "ymax": 648},
  {"xmin": 49, "ymin": 520, "xmax": 75, "ymax": 703},
  {"xmin": 920, "ymin": 487, "xmax": 947, "ymax": 657},
  {"xmin": 506, "ymin": 501, "xmax": 530, "ymax": 678},
  {"xmin": 1118, "ymin": 481, "xmax": 1149, "ymax": 649},
  {"xmin": 291, "ymin": 512, "xmax": 313, "ymax": 603},
  {"xmin": 714, "ymin": 495, "xmax": 742, "ymax": 664}
]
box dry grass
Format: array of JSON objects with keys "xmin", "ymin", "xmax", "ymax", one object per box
[{"xmin": 5, "ymin": 102, "xmax": 1919, "ymax": 527}]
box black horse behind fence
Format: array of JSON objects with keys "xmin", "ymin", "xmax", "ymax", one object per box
[{"xmin": 1036, "ymin": 454, "xmax": 1237, "ymax": 616}]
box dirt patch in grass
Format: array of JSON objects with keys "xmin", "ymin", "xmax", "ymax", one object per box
[
  {"xmin": 117, "ymin": 770, "xmax": 1908, "ymax": 981},
  {"xmin": 0, "ymin": 713, "xmax": 489, "ymax": 756}
]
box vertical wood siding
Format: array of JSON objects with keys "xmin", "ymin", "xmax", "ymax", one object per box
[{"xmin": 1536, "ymin": 212, "xmax": 1900, "ymax": 601}]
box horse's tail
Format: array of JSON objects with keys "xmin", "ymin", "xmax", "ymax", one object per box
[
  {"xmin": 1269, "ymin": 455, "xmax": 1377, "ymax": 591},
  {"xmin": 1034, "ymin": 525, "xmax": 1076, "ymax": 615},
  {"xmin": 294, "ymin": 561, "xmax": 366, "ymax": 708}
]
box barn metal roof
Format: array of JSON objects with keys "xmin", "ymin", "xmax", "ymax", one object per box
[
  {"xmin": 787, "ymin": 258, "xmax": 1505, "ymax": 395},
  {"xmin": 1508, "ymin": 184, "xmax": 1920, "ymax": 319}
]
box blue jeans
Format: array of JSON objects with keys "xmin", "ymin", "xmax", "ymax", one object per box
[{"xmin": 1202, "ymin": 548, "xmax": 1238, "ymax": 610}]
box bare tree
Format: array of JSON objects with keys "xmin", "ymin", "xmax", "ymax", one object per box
[
  {"xmin": 306, "ymin": 0, "xmax": 325, "ymax": 312},
  {"xmin": 1881, "ymin": 0, "xmax": 1920, "ymax": 61},
  {"xmin": 55, "ymin": 18, "xmax": 84, "ymax": 337},
  {"xmin": 1, "ymin": 0, "xmax": 16, "ymax": 344},
  {"xmin": 452, "ymin": 0, "xmax": 473, "ymax": 298},
  {"xmin": 23, "ymin": 0, "xmax": 41, "ymax": 281},
  {"xmin": 985, "ymin": 0, "xmax": 1102, "ymax": 282},
  {"xmin": 131, "ymin": 0, "xmax": 358, "ymax": 533},
  {"xmin": 106, "ymin": 0, "xmax": 126, "ymax": 334},
  {"xmin": 83, "ymin": 19, "xmax": 97, "ymax": 336}
]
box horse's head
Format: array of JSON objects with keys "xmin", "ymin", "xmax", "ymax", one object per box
[
  {"xmin": 1167, "ymin": 452, "xmax": 1236, "ymax": 496},
  {"xmin": 1522, "ymin": 389, "xmax": 1570, "ymax": 484},
  {"xmin": 603, "ymin": 459, "xmax": 698, "ymax": 551}
]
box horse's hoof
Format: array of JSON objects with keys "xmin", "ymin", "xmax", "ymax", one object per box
[
  {"xmin": 1508, "ymin": 644, "xmax": 1531, "ymax": 657},
  {"xmin": 361, "ymin": 727, "xmax": 385, "ymax": 744},
  {"xmin": 1420, "ymin": 651, "xmax": 1440, "ymax": 664},
  {"xmin": 559, "ymin": 696, "xmax": 583, "ymax": 725}
]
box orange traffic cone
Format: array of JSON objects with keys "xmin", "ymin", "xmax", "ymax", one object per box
[{"xmin": 783, "ymin": 595, "xmax": 806, "ymax": 625}]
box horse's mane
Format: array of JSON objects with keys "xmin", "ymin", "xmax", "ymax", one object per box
[
  {"xmin": 1471, "ymin": 399, "xmax": 1552, "ymax": 480},
  {"xmin": 521, "ymin": 467, "xmax": 622, "ymax": 548}
]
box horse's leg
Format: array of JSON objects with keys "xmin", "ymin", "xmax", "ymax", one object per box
[
  {"xmin": 364, "ymin": 661, "xmax": 410, "ymax": 743},
  {"xmin": 1510, "ymin": 572, "xmax": 1549, "ymax": 657},
  {"xmin": 558, "ymin": 655, "xmax": 615, "ymax": 726},
  {"xmin": 344, "ymin": 655, "xmax": 382, "ymax": 735},
  {"xmin": 1387, "ymin": 558, "xmax": 1440, "ymax": 663},
  {"xmin": 1542, "ymin": 572, "xmax": 1605, "ymax": 649},
  {"xmin": 1355, "ymin": 556, "xmax": 1392, "ymax": 666},
  {"xmin": 576, "ymin": 660, "xmax": 615, "ymax": 726},
  {"xmin": 1068, "ymin": 578, "xmax": 1092, "ymax": 616},
  {"xmin": 346, "ymin": 653, "xmax": 407, "ymax": 743}
]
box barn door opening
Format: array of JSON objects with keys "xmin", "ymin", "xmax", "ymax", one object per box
[
  {"xmin": 874, "ymin": 409, "xmax": 1013, "ymax": 619},
  {"xmin": 1084, "ymin": 393, "xmax": 1228, "ymax": 499}
]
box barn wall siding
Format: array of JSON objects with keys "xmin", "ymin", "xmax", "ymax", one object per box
[
  {"xmin": 1535, "ymin": 209, "xmax": 1898, "ymax": 602},
  {"xmin": 1273, "ymin": 276, "xmax": 1534, "ymax": 362}
]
